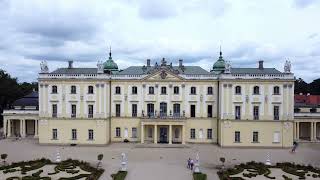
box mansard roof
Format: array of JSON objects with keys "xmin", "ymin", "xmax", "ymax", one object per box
[
  {"xmin": 51, "ymin": 68, "xmax": 97, "ymax": 74},
  {"xmin": 230, "ymin": 68, "xmax": 282, "ymax": 74},
  {"xmin": 117, "ymin": 66, "xmax": 210, "ymax": 75}
]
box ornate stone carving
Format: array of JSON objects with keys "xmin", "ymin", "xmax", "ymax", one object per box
[
  {"xmin": 224, "ymin": 61, "xmax": 231, "ymax": 74},
  {"xmin": 160, "ymin": 71, "xmax": 167, "ymax": 79},
  {"xmin": 40, "ymin": 60, "xmax": 49, "ymax": 73},
  {"xmin": 97, "ymin": 61, "xmax": 104, "ymax": 73}
]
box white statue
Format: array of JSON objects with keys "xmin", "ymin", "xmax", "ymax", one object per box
[
  {"xmin": 40, "ymin": 60, "xmax": 49, "ymax": 73},
  {"xmin": 284, "ymin": 59, "xmax": 291, "ymax": 73},
  {"xmin": 120, "ymin": 153, "xmax": 127, "ymax": 171},
  {"xmin": 193, "ymin": 152, "xmax": 200, "ymax": 173},
  {"xmin": 224, "ymin": 61, "xmax": 231, "ymax": 74},
  {"xmin": 97, "ymin": 61, "xmax": 104, "ymax": 73}
]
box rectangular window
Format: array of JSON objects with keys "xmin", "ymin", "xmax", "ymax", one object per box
[
  {"xmin": 207, "ymin": 105, "xmax": 213, "ymax": 117},
  {"xmin": 235, "ymin": 106, "xmax": 241, "ymax": 120},
  {"xmin": 88, "ymin": 129, "xmax": 94, "ymax": 140},
  {"xmin": 190, "ymin": 129, "xmax": 195, "ymax": 139},
  {"xmin": 52, "ymin": 129, "xmax": 57, "ymax": 140},
  {"xmin": 116, "ymin": 104, "xmax": 121, "ymax": 117},
  {"xmin": 52, "ymin": 104, "xmax": 57, "ymax": 118},
  {"xmin": 207, "ymin": 129, "xmax": 212, "ymax": 139},
  {"xmin": 173, "ymin": 104, "xmax": 180, "ymax": 117},
  {"xmin": 274, "ymin": 106, "xmax": 279, "ymax": 120},
  {"xmin": 71, "ymin": 105, "xmax": 76, "ymax": 118},
  {"xmin": 207, "ymin": 87, "xmax": 213, "ymax": 95},
  {"xmin": 235, "ymin": 131, "xmax": 240, "ymax": 143},
  {"xmin": 132, "ymin": 104, "xmax": 137, "ymax": 117},
  {"xmin": 253, "ymin": 106, "xmax": 259, "ymax": 120},
  {"xmin": 273, "ymin": 131, "xmax": 280, "ymax": 143},
  {"xmin": 71, "ymin": 86, "xmax": 76, "ymax": 94},
  {"xmin": 147, "ymin": 103, "xmax": 154, "ymax": 117},
  {"xmin": 52, "ymin": 86, "xmax": 57, "ymax": 94},
  {"xmin": 115, "ymin": 86, "xmax": 121, "ymax": 94},
  {"xmin": 191, "ymin": 87, "xmax": 196, "ymax": 95},
  {"xmin": 149, "ymin": 86, "xmax": 154, "ymax": 94},
  {"xmin": 116, "ymin": 127, "xmax": 121, "ymax": 137},
  {"xmin": 88, "ymin": 105, "xmax": 93, "ymax": 118},
  {"xmin": 88, "ymin": 86, "xmax": 94, "ymax": 94},
  {"xmin": 161, "ymin": 87, "xmax": 167, "ymax": 94},
  {"xmin": 190, "ymin": 105, "xmax": 196, "ymax": 117},
  {"xmin": 132, "ymin": 86, "xmax": 138, "ymax": 94},
  {"xmin": 132, "ymin": 128, "xmax": 137, "ymax": 138},
  {"xmin": 72, "ymin": 129, "xmax": 77, "ymax": 140},
  {"xmin": 173, "ymin": 86, "xmax": 179, "ymax": 94},
  {"xmin": 253, "ymin": 131, "xmax": 259, "ymax": 143}
]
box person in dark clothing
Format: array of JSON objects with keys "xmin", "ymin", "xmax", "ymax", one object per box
[{"xmin": 292, "ymin": 141, "xmax": 298, "ymax": 153}]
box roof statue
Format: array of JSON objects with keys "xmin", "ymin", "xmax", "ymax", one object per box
[
  {"xmin": 224, "ymin": 61, "xmax": 231, "ymax": 74},
  {"xmin": 284, "ymin": 59, "xmax": 292, "ymax": 73},
  {"xmin": 97, "ymin": 60, "xmax": 104, "ymax": 73},
  {"xmin": 40, "ymin": 60, "xmax": 49, "ymax": 73}
]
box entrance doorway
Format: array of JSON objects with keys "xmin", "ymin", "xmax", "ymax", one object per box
[{"xmin": 159, "ymin": 127, "xmax": 168, "ymax": 143}]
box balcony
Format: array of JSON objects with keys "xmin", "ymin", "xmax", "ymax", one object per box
[{"xmin": 141, "ymin": 112, "xmax": 186, "ymax": 121}]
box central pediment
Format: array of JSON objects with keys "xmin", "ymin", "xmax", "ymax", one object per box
[{"xmin": 143, "ymin": 69, "xmax": 184, "ymax": 81}]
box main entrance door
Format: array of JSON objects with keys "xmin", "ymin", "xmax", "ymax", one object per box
[{"xmin": 159, "ymin": 127, "xmax": 168, "ymax": 143}]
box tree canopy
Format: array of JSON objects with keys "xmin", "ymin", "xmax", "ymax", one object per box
[{"xmin": 295, "ymin": 78, "xmax": 320, "ymax": 95}]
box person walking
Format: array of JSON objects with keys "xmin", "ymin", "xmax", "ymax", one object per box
[
  {"xmin": 187, "ymin": 158, "xmax": 191, "ymax": 169},
  {"xmin": 292, "ymin": 141, "xmax": 298, "ymax": 153},
  {"xmin": 190, "ymin": 159, "xmax": 194, "ymax": 170}
]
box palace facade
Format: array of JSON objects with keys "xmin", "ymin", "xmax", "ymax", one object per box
[{"xmin": 4, "ymin": 50, "xmax": 312, "ymax": 148}]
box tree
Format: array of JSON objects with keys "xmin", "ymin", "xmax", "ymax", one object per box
[
  {"xmin": 97, "ymin": 154, "xmax": 103, "ymax": 168},
  {"xmin": 220, "ymin": 157, "xmax": 225, "ymax": 169},
  {"xmin": 1, "ymin": 154, "xmax": 7, "ymax": 165}
]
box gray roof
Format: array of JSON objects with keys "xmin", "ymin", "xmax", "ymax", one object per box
[
  {"xmin": 13, "ymin": 91, "xmax": 38, "ymax": 107},
  {"xmin": 117, "ymin": 66, "xmax": 210, "ymax": 75},
  {"xmin": 231, "ymin": 68, "xmax": 282, "ymax": 74},
  {"xmin": 51, "ymin": 68, "xmax": 97, "ymax": 74}
]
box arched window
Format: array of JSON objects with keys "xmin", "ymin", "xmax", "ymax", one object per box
[
  {"xmin": 115, "ymin": 86, "xmax": 121, "ymax": 94},
  {"xmin": 253, "ymin": 86, "xmax": 260, "ymax": 95},
  {"xmin": 132, "ymin": 86, "xmax": 138, "ymax": 94},
  {"xmin": 235, "ymin": 86, "xmax": 241, "ymax": 94},
  {"xmin": 273, "ymin": 86, "xmax": 280, "ymax": 95},
  {"xmin": 191, "ymin": 87, "xmax": 196, "ymax": 95},
  {"xmin": 52, "ymin": 85, "xmax": 57, "ymax": 94},
  {"xmin": 88, "ymin": 86, "xmax": 94, "ymax": 94}
]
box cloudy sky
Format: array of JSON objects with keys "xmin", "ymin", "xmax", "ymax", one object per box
[{"xmin": 0, "ymin": 0, "xmax": 319, "ymax": 82}]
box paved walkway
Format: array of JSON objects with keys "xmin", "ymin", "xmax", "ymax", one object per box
[{"xmin": 0, "ymin": 139, "xmax": 320, "ymax": 180}]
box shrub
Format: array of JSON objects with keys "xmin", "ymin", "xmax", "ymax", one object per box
[
  {"xmin": 193, "ymin": 172, "xmax": 207, "ymax": 180},
  {"xmin": 124, "ymin": 139, "xmax": 129, "ymax": 143},
  {"xmin": 1, "ymin": 154, "xmax": 8, "ymax": 165},
  {"xmin": 111, "ymin": 171, "xmax": 127, "ymax": 180}
]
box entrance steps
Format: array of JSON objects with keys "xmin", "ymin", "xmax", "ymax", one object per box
[{"xmin": 135, "ymin": 143, "xmax": 190, "ymax": 148}]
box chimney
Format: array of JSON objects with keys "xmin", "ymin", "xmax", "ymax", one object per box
[
  {"xmin": 179, "ymin": 59, "xmax": 183, "ymax": 67},
  {"xmin": 147, "ymin": 59, "xmax": 151, "ymax": 67},
  {"xmin": 68, "ymin": 60, "xmax": 73, "ymax": 69},
  {"xmin": 258, "ymin": 60, "xmax": 264, "ymax": 69}
]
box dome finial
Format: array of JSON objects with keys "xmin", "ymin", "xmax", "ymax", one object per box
[
  {"xmin": 219, "ymin": 45, "xmax": 222, "ymax": 57},
  {"xmin": 109, "ymin": 46, "xmax": 112, "ymax": 59}
]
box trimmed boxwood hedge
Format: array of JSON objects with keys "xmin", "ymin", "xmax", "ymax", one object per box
[
  {"xmin": 111, "ymin": 171, "xmax": 127, "ymax": 180},
  {"xmin": 0, "ymin": 158, "xmax": 104, "ymax": 180},
  {"xmin": 217, "ymin": 161, "xmax": 320, "ymax": 180},
  {"xmin": 193, "ymin": 172, "xmax": 207, "ymax": 180}
]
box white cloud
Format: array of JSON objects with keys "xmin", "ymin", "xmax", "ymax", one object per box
[{"xmin": 0, "ymin": 0, "xmax": 319, "ymax": 82}]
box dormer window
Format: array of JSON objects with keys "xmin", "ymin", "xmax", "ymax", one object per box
[
  {"xmin": 191, "ymin": 87, "xmax": 196, "ymax": 95},
  {"xmin": 253, "ymin": 86, "xmax": 260, "ymax": 95},
  {"xmin": 52, "ymin": 86, "xmax": 57, "ymax": 94}
]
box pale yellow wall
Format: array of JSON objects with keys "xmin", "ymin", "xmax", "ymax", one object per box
[
  {"xmin": 110, "ymin": 118, "xmax": 140, "ymax": 142},
  {"xmin": 186, "ymin": 119, "xmax": 217, "ymax": 143},
  {"xmin": 219, "ymin": 120, "xmax": 293, "ymax": 147},
  {"xmin": 39, "ymin": 119, "xmax": 110, "ymax": 145}
]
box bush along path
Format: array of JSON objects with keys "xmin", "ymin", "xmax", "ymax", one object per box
[
  {"xmin": 0, "ymin": 158, "xmax": 104, "ymax": 180},
  {"xmin": 111, "ymin": 171, "xmax": 127, "ymax": 180},
  {"xmin": 217, "ymin": 161, "xmax": 320, "ymax": 180}
]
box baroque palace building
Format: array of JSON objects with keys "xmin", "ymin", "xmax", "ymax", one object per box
[{"xmin": 4, "ymin": 49, "xmax": 314, "ymax": 148}]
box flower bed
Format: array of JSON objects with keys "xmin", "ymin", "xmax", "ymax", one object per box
[
  {"xmin": 111, "ymin": 171, "xmax": 127, "ymax": 180},
  {"xmin": 0, "ymin": 158, "xmax": 104, "ymax": 180},
  {"xmin": 217, "ymin": 161, "xmax": 320, "ymax": 180}
]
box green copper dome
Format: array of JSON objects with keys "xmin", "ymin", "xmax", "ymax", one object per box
[
  {"xmin": 212, "ymin": 51, "xmax": 225, "ymax": 73},
  {"xmin": 103, "ymin": 49, "xmax": 118, "ymax": 72}
]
